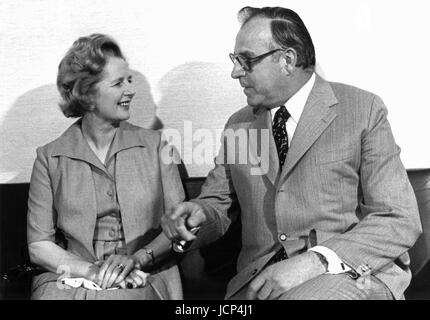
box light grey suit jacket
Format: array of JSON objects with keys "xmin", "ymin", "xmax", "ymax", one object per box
[{"xmin": 192, "ymin": 74, "xmax": 422, "ymax": 300}]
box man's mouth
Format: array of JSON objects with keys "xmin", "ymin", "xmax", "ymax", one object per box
[
  {"xmin": 241, "ymin": 82, "xmax": 252, "ymax": 92},
  {"xmin": 243, "ymin": 87, "xmax": 253, "ymax": 95}
]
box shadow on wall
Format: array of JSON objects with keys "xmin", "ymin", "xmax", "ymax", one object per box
[
  {"xmin": 156, "ymin": 61, "xmax": 245, "ymax": 177},
  {"xmin": 0, "ymin": 69, "xmax": 159, "ymax": 183}
]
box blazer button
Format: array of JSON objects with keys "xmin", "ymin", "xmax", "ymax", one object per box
[
  {"xmin": 251, "ymin": 269, "xmax": 258, "ymax": 276},
  {"xmin": 109, "ymin": 228, "xmax": 116, "ymax": 238},
  {"xmin": 107, "ymin": 190, "xmax": 113, "ymax": 197},
  {"xmin": 279, "ymin": 233, "xmax": 288, "ymax": 241}
]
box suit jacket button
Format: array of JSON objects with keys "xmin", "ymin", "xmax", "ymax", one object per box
[
  {"xmin": 107, "ymin": 190, "xmax": 113, "ymax": 197},
  {"xmin": 279, "ymin": 233, "xmax": 288, "ymax": 241},
  {"xmin": 251, "ymin": 269, "xmax": 258, "ymax": 276}
]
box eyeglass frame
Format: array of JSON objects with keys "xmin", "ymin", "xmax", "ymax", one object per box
[{"xmin": 229, "ymin": 48, "xmax": 284, "ymax": 72}]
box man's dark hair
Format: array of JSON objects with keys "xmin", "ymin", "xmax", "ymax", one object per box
[{"xmin": 238, "ymin": 6, "xmax": 315, "ymax": 70}]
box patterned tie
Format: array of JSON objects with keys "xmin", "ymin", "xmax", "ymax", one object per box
[
  {"xmin": 272, "ymin": 106, "xmax": 291, "ymax": 169},
  {"xmin": 265, "ymin": 106, "xmax": 291, "ymax": 266}
]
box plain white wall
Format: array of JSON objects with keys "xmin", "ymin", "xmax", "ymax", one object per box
[{"xmin": 1, "ymin": 0, "xmax": 429, "ymax": 183}]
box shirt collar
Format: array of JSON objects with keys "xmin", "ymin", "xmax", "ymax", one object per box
[
  {"xmin": 51, "ymin": 119, "xmax": 145, "ymax": 162},
  {"xmin": 271, "ymin": 72, "xmax": 316, "ymax": 123}
]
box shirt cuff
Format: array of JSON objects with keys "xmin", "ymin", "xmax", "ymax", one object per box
[{"xmin": 308, "ymin": 245, "xmax": 352, "ymax": 274}]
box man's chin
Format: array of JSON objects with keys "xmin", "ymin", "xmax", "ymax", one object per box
[
  {"xmin": 247, "ymin": 97, "xmax": 261, "ymax": 107},
  {"xmin": 247, "ymin": 98, "xmax": 270, "ymax": 111}
]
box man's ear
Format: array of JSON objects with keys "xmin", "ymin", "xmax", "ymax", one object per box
[
  {"xmin": 280, "ymin": 48, "xmax": 298, "ymax": 75},
  {"xmin": 279, "ymin": 56, "xmax": 288, "ymax": 74}
]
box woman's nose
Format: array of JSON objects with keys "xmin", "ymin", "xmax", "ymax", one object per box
[
  {"xmin": 124, "ymin": 81, "xmax": 136, "ymax": 98},
  {"xmin": 124, "ymin": 90, "xmax": 135, "ymax": 99}
]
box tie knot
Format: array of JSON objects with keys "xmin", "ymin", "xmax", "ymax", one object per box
[{"xmin": 274, "ymin": 106, "xmax": 291, "ymax": 123}]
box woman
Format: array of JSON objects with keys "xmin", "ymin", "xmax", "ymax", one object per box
[{"xmin": 27, "ymin": 33, "xmax": 184, "ymax": 299}]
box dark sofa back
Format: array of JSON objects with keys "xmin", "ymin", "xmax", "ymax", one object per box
[
  {"xmin": 1, "ymin": 169, "xmax": 430, "ymax": 299},
  {"xmin": 407, "ymin": 169, "xmax": 430, "ymax": 276}
]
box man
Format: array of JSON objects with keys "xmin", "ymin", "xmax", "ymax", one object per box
[{"xmin": 162, "ymin": 6, "xmax": 422, "ymax": 300}]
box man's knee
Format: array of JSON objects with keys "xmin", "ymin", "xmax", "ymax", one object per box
[{"xmin": 278, "ymin": 274, "xmax": 380, "ymax": 300}]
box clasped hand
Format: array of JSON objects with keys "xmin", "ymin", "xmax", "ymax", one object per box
[
  {"xmin": 161, "ymin": 202, "xmax": 206, "ymax": 243},
  {"xmin": 246, "ymin": 251, "xmax": 327, "ymax": 300},
  {"xmin": 89, "ymin": 254, "xmax": 147, "ymax": 290}
]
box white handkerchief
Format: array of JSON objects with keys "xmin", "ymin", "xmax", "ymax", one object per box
[{"xmin": 61, "ymin": 278, "xmax": 119, "ymax": 291}]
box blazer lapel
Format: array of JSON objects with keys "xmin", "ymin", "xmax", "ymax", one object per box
[
  {"xmin": 51, "ymin": 120, "xmax": 100, "ymax": 260},
  {"xmin": 280, "ymin": 75, "xmax": 338, "ymax": 182},
  {"xmin": 249, "ymin": 108, "xmax": 280, "ymax": 186},
  {"xmin": 51, "ymin": 119, "xmax": 110, "ymax": 175}
]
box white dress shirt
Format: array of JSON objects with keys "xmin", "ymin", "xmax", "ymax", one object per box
[
  {"xmin": 270, "ymin": 73, "xmax": 315, "ymax": 148},
  {"xmin": 270, "ymin": 72, "xmax": 351, "ymax": 275}
]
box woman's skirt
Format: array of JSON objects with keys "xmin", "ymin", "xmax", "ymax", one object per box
[{"xmin": 31, "ymin": 262, "xmax": 182, "ymax": 300}]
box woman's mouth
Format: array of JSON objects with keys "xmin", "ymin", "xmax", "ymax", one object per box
[{"xmin": 118, "ymin": 100, "xmax": 131, "ymax": 108}]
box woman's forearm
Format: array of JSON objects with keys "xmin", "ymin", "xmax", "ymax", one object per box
[
  {"xmin": 28, "ymin": 240, "xmax": 98, "ymax": 281},
  {"xmin": 133, "ymin": 232, "xmax": 173, "ymax": 267}
]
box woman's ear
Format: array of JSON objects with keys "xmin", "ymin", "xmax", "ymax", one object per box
[{"xmin": 87, "ymin": 88, "xmax": 100, "ymax": 111}]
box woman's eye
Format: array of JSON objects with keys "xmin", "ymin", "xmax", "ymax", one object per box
[{"xmin": 114, "ymin": 81, "xmax": 123, "ymax": 87}]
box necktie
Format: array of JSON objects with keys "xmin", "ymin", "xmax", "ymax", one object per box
[
  {"xmin": 266, "ymin": 106, "xmax": 291, "ymax": 266},
  {"xmin": 272, "ymin": 106, "xmax": 291, "ymax": 169}
]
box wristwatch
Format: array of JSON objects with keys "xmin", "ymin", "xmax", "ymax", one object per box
[{"xmin": 143, "ymin": 247, "xmax": 155, "ymax": 266}]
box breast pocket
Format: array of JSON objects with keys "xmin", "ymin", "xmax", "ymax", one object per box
[{"xmin": 316, "ymin": 148, "xmax": 354, "ymax": 165}]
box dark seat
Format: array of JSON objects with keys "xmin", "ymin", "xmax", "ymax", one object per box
[
  {"xmin": 179, "ymin": 169, "xmax": 430, "ymax": 300},
  {"xmin": 404, "ymin": 169, "xmax": 430, "ymax": 299},
  {"xmin": 0, "ymin": 178, "xmax": 238, "ymax": 300},
  {"xmin": 1, "ymin": 169, "xmax": 430, "ymax": 299}
]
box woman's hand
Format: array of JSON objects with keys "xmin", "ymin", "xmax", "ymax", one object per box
[
  {"xmin": 97, "ymin": 254, "xmax": 141, "ymax": 289},
  {"xmin": 84, "ymin": 261, "xmax": 103, "ymax": 283},
  {"xmin": 117, "ymin": 269, "xmax": 149, "ymax": 289}
]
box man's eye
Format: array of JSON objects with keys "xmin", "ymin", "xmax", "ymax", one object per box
[
  {"xmin": 236, "ymin": 55, "xmax": 248, "ymax": 63},
  {"xmin": 113, "ymin": 82, "xmax": 123, "ymax": 87},
  {"xmin": 239, "ymin": 52, "xmax": 253, "ymax": 59}
]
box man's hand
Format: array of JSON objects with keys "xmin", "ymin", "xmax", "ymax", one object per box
[
  {"xmin": 246, "ymin": 251, "xmax": 327, "ymax": 300},
  {"xmin": 161, "ymin": 202, "xmax": 206, "ymax": 243}
]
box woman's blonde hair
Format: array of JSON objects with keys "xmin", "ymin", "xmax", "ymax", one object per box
[{"xmin": 56, "ymin": 33, "xmax": 125, "ymax": 117}]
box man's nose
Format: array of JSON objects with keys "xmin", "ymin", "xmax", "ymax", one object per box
[{"xmin": 231, "ymin": 62, "xmax": 246, "ymax": 79}]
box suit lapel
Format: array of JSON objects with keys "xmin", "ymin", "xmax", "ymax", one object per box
[
  {"xmin": 249, "ymin": 108, "xmax": 280, "ymax": 186},
  {"xmin": 280, "ymin": 75, "xmax": 338, "ymax": 183}
]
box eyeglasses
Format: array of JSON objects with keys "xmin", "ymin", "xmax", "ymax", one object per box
[{"xmin": 229, "ymin": 48, "xmax": 284, "ymax": 72}]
